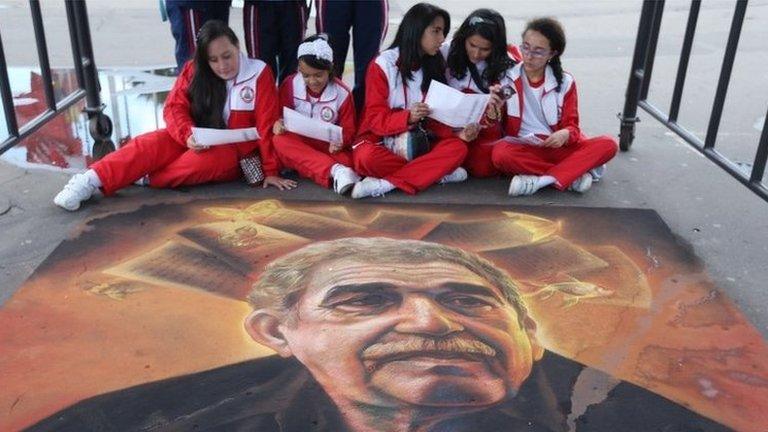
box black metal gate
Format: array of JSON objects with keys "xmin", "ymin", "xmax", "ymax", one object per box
[
  {"xmin": 0, "ymin": 0, "xmax": 114, "ymax": 158},
  {"xmin": 619, "ymin": 0, "xmax": 767, "ymax": 202}
]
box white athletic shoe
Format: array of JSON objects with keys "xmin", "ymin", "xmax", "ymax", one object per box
[
  {"xmin": 589, "ymin": 164, "xmax": 606, "ymax": 182},
  {"xmin": 568, "ymin": 173, "xmax": 593, "ymax": 193},
  {"xmin": 53, "ymin": 173, "xmax": 98, "ymax": 211},
  {"xmin": 508, "ymin": 175, "xmax": 540, "ymax": 196},
  {"xmin": 439, "ymin": 167, "xmax": 468, "ymax": 184},
  {"xmin": 332, "ymin": 166, "xmax": 361, "ymax": 195},
  {"xmin": 133, "ymin": 175, "xmax": 150, "ymax": 187},
  {"xmin": 351, "ymin": 177, "xmax": 394, "ymax": 199}
]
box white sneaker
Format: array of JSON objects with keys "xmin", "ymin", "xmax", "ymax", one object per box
[
  {"xmin": 508, "ymin": 175, "xmax": 540, "ymax": 196},
  {"xmin": 53, "ymin": 173, "xmax": 98, "ymax": 211},
  {"xmin": 589, "ymin": 164, "xmax": 606, "ymax": 182},
  {"xmin": 332, "ymin": 166, "xmax": 361, "ymax": 195},
  {"xmin": 439, "ymin": 167, "xmax": 468, "ymax": 184},
  {"xmin": 568, "ymin": 173, "xmax": 593, "ymax": 193},
  {"xmin": 351, "ymin": 177, "xmax": 395, "ymax": 199},
  {"xmin": 133, "ymin": 175, "xmax": 150, "ymax": 187}
]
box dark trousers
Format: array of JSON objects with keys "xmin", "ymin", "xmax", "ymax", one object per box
[
  {"xmin": 244, "ymin": 0, "xmax": 308, "ymax": 83},
  {"xmin": 315, "ymin": 0, "xmax": 388, "ymax": 114},
  {"xmin": 166, "ymin": 0, "xmax": 231, "ymax": 71}
]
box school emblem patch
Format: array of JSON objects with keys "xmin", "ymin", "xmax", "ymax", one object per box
[
  {"xmin": 320, "ymin": 106, "xmax": 335, "ymax": 122},
  {"xmin": 239, "ymin": 86, "xmax": 255, "ymax": 104}
]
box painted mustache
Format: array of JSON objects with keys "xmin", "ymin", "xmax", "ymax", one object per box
[{"xmin": 361, "ymin": 336, "xmax": 497, "ymax": 361}]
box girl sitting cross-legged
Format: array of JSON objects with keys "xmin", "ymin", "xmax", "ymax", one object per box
[
  {"xmin": 492, "ymin": 17, "xmax": 618, "ymax": 196},
  {"xmin": 350, "ymin": 2, "xmax": 478, "ymax": 199},
  {"xmin": 271, "ymin": 34, "xmax": 361, "ymax": 195}
]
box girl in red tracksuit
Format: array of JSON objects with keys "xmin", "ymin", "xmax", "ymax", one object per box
[
  {"xmin": 272, "ymin": 34, "xmax": 361, "ymax": 195},
  {"xmin": 492, "ymin": 17, "xmax": 617, "ymax": 196},
  {"xmin": 351, "ymin": 3, "xmax": 477, "ymax": 199},
  {"xmin": 443, "ymin": 8, "xmax": 515, "ymax": 178},
  {"xmin": 54, "ymin": 20, "xmax": 295, "ymax": 211}
]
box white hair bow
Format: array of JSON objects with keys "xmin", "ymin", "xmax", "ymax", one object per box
[{"xmin": 297, "ymin": 38, "xmax": 334, "ymax": 63}]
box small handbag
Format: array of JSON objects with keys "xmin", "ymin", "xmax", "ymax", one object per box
[
  {"xmin": 239, "ymin": 153, "xmax": 265, "ymax": 185},
  {"xmin": 384, "ymin": 120, "xmax": 434, "ymax": 161}
]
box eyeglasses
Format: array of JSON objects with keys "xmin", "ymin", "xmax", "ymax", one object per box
[{"xmin": 521, "ymin": 43, "xmax": 554, "ymax": 59}]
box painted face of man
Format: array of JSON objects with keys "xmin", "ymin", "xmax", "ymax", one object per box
[{"xmin": 251, "ymin": 258, "xmax": 543, "ymax": 409}]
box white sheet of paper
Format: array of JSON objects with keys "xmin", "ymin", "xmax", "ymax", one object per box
[
  {"xmin": 191, "ymin": 127, "xmax": 260, "ymax": 146},
  {"xmin": 424, "ymin": 80, "xmax": 490, "ymax": 128},
  {"xmin": 282, "ymin": 107, "xmax": 343, "ymax": 144},
  {"xmin": 502, "ymin": 133, "xmax": 545, "ymax": 146}
]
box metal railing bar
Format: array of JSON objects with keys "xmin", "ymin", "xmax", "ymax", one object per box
[
  {"xmin": 668, "ymin": 0, "xmax": 700, "ymax": 123},
  {"xmin": 704, "ymin": 147, "xmax": 768, "ymax": 201},
  {"xmin": 0, "ymin": 30, "xmax": 20, "ymax": 138},
  {"xmin": 639, "ymin": 99, "xmax": 768, "ymax": 201},
  {"xmin": 639, "ymin": 100, "xmax": 703, "ymax": 148},
  {"xmin": 70, "ymin": 1, "xmax": 100, "ymax": 109},
  {"xmin": 640, "ymin": 0, "xmax": 665, "ymax": 101},
  {"xmin": 29, "ymin": 0, "xmax": 57, "ymax": 112},
  {"xmin": 64, "ymin": 0, "xmax": 84, "ymax": 89},
  {"xmin": 704, "ymin": 1, "xmax": 747, "ymax": 150},
  {"xmin": 0, "ymin": 89, "xmax": 86, "ymax": 154},
  {"xmin": 618, "ymin": 0, "xmax": 658, "ymax": 151},
  {"xmin": 750, "ymin": 109, "xmax": 768, "ymax": 183}
]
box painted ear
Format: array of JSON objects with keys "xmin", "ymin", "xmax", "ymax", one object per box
[
  {"xmin": 244, "ymin": 309, "xmax": 293, "ymax": 358},
  {"xmin": 523, "ymin": 315, "xmax": 545, "ymax": 361}
]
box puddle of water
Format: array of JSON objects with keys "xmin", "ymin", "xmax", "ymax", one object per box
[{"xmin": 0, "ymin": 67, "xmax": 176, "ymax": 172}]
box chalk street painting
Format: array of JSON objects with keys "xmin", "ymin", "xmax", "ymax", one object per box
[{"xmin": 1, "ymin": 200, "xmax": 766, "ymax": 431}]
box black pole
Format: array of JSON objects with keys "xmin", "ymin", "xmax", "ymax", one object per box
[
  {"xmin": 64, "ymin": 0, "xmax": 85, "ymax": 90},
  {"xmin": 750, "ymin": 109, "xmax": 768, "ymax": 184},
  {"xmin": 29, "ymin": 0, "xmax": 57, "ymax": 111},
  {"xmin": 704, "ymin": 1, "xmax": 747, "ymax": 150},
  {"xmin": 70, "ymin": 0, "xmax": 114, "ymax": 159},
  {"xmin": 0, "ymin": 30, "xmax": 19, "ymax": 139},
  {"xmin": 639, "ymin": 0, "xmax": 665, "ymax": 101},
  {"xmin": 619, "ymin": 0, "xmax": 657, "ymax": 151},
  {"xmin": 668, "ymin": 0, "xmax": 700, "ymax": 123}
]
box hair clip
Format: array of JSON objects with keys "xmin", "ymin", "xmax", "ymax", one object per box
[{"xmin": 469, "ymin": 16, "xmax": 492, "ymax": 26}]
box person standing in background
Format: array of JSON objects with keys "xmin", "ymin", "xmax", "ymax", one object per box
[
  {"xmin": 243, "ymin": 0, "xmax": 309, "ymax": 83},
  {"xmin": 315, "ymin": 0, "xmax": 389, "ymax": 115},
  {"xmin": 165, "ymin": 0, "xmax": 232, "ymax": 72}
]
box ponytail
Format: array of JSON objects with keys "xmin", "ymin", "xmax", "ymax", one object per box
[{"xmin": 549, "ymin": 56, "xmax": 564, "ymax": 92}]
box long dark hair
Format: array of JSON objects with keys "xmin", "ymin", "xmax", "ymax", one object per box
[
  {"xmin": 388, "ymin": 3, "xmax": 450, "ymax": 93},
  {"xmin": 523, "ymin": 17, "xmax": 566, "ymax": 92},
  {"xmin": 447, "ymin": 9, "xmax": 514, "ymax": 93},
  {"xmin": 188, "ymin": 20, "xmax": 239, "ymax": 129}
]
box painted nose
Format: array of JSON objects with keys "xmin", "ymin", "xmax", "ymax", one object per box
[{"xmin": 394, "ymin": 297, "xmax": 463, "ymax": 336}]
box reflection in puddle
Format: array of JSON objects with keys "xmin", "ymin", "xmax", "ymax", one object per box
[{"xmin": 0, "ymin": 67, "xmax": 176, "ymax": 172}]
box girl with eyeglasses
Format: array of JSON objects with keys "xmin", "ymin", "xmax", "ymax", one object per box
[
  {"xmin": 492, "ymin": 17, "xmax": 618, "ymax": 196},
  {"xmin": 54, "ymin": 20, "xmax": 295, "ymax": 211},
  {"xmin": 350, "ymin": 2, "xmax": 474, "ymax": 199},
  {"xmin": 444, "ymin": 9, "xmax": 516, "ymax": 178}
]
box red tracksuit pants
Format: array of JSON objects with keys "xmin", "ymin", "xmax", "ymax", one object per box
[
  {"xmin": 491, "ymin": 134, "xmax": 618, "ymax": 189},
  {"xmin": 273, "ymin": 132, "xmax": 353, "ymax": 188},
  {"xmin": 462, "ymin": 124, "xmax": 504, "ymax": 178},
  {"xmin": 91, "ymin": 129, "xmax": 241, "ymax": 196},
  {"xmin": 352, "ymin": 137, "xmax": 468, "ymax": 194}
]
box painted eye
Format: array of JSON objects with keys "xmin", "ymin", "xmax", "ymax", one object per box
[
  {"xmin": 444, "ymin": 295, "xmax": 492, "ymax": 308},
  {"xmin": 333, "ymin": 294, "xmax": 395, "ymax": 312}
]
